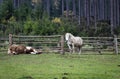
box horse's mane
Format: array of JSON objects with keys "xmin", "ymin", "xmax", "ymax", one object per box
[
  {"xmin": 67, "ymin": 33, "xmax": 75, "ymax": 39},
  {"xmin": 66, "ymin": 33, "xmax": 74, "ymax": 36}
]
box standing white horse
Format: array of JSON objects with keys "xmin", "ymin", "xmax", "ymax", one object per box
[{"xmin": 65, "ymin": 33, "xmax": 83, "ymax": 54}]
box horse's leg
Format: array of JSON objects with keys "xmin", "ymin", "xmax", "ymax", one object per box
[
  {"xmin": 68, "ymin": 44, "xmax": 72, "ymax": 53},
  {"xmin": 78, "ymin": 47, "xmax": 81, "ymax": 54},
  {"xmin": 72, "ymin": 43, "xmax": 75, "ymax": 53}
]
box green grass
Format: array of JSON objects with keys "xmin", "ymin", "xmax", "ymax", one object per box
[{"xmin": 0, "ymin": 52, "xmax": 120, "ymax": 79}]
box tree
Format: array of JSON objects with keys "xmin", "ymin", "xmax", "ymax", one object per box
[
  {"xmin": 78, "ymin": 0, "xmax": 81, "ymax": 25},
  {"xmin": 0, "ymin": 0, "xmax": 14, "ymax": 23},
  {"xmin": 65, "ymin": 0, "xmax": 69, "ymax": 17},
  {"xmin": 110, "ymin": 0, "xmax": 114, "ymax": 35},
  {"xmin": 117, "ymin": 0, "xmax": 120, "ymax": 25},
  {"xmin": 85, "ymin": 0, "xmax": 90, "ymax": 28},
  {"xmin": 94, "ymin": 0, "xmax": 97, "ymax": 31},
  {"xmin": 33, "ymin": 1, "xmax": 44, "ymax": 20},
  {"xmin": 72, "ymin": 0, "xmax": 76, "ymax": 16},
  {"xmin": 117, "ymin": 0, "xmax": 119, "ymax": 26},
  {"xmin": 113, "ymin": 0, "xmax": 117, "ymax": 27},
  {"xmin": 50, "ymin": 0, "xmax": 61, "ymax": 17},
  {"xmin": 14, "ymin": 1, "xmax": 32, "ymax": 21},
  {"xmin": 46, "ymin": 0, "xmax": 50, "ymax": 16},
  {"xmin": 62, "ymin": 0, "xmax": 64, "ymax": 15},
  {"xmin": 100, "ymin": 0, "xmax": 105, "ymax": 20}
]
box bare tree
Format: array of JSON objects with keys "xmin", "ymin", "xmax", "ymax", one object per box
[
  {"xmin": 101, "ymin": 0, "xmax": 105, "ymax": 20},
  {"xmin": 85, "ymin": 0, "xmax": 90, "ymax": 28},
  {"xmin": 66, "ymin": 0, "xmax": 69, "ymax": 17},
  {"xmin": 113, "ymin": 0, "xmax": 117, "ymax": 27},
  {"xmin": 110, "ymin": 0, "xmax": 114, "ymax": 35},
  {"xmin": 94, "ymin": 0, "xmax": 97, "ymax": 31},
  {"xmin": 73, "ymin": 0, "xmax": 76, "ymax": 17},
  {"xmin": 117, "ymin": 0, "xmax": 119, "ymax": 26},
  {"xmin": 78, "ymin": 0, "xmax": 81, "ymax": 25}
]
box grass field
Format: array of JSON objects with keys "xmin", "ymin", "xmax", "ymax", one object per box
[{"xmin": 0, "ymin": 52, "xmax": 120, "ymax": 79}]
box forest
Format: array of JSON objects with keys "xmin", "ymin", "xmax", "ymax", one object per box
[{"xmin": 0, "ymin": 0, "xmax": 120, "ymax": 37}]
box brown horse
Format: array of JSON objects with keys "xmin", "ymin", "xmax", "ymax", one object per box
[{"xmin": 8, "ymin": 44, "xmax": 42, "ymax": 55}]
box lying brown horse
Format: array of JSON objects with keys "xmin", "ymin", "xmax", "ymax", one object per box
[{"xmin": 8, "ymin": 44, "xmax": 42, "ymax": 55}]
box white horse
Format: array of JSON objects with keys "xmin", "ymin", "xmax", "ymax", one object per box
[{"xmin": 65, "ymin": 33, "xmax": 83, "ymax": 54}]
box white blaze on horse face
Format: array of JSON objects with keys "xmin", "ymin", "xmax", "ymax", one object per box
[
  {"xmin": 65, "ymin": 33, "xmax": 70, "ymax": 41},
  {"xmin": 13, "ymin": 51, "xmax": 16, "ymax": 54}
]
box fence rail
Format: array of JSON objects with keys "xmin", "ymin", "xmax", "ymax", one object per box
[
  {"xmin": 0, "ymin": 34, "xmax": 120, "ymax": 55},
  {"xmin": 9, "ymin": 34, "xmax": 65, "ymax": 54},
  {"xmin": 81, "ymin": 36, "xmax": 119, "ymax": 54}
]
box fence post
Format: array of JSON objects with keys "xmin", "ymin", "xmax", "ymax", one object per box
[
  {"xmin": 61, "ymin": 35, "xmax": 64, "ymax": 55},
  {"xmin": 113, "ymin": 35, "xmax": 118, "ymax": 55},
  {"xmin": 9, "ymin": 34, "xmax": 12, "ymax": 46}
]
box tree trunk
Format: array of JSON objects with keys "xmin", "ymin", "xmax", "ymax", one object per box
[
  {"xmin": 66, "ymin": 0, "xmax": 69, "ymax": 17},
  {"xmin": 110, "ymin": 0, "xmax": 114, "ymax": 35},
  {"xmin": 117, "ymin": 0, "xmax": 119, "ymax": 26},
  {"xmin": 113, "ymin": 0, "xmax": 117, "ymax": 28},
  {"xmin": 62, "ymin": 0, "xmax": 64, "ymax": 16},
  {"xmin": 46, "ymin": 0, "xmax": 50, "ymax": 16},
  {"xmin": 101, "ymin": 0, "xmax": 105, "ymax": 20},
  {"xmin": 13, "ymin": 0, "xmax": 16, "ymax": 8},
  {"xmin": 96, "ymin": 0, "xmax": 100, "ymax": 20},
  {"xmin": 18, "ymin": 0, "xmax": 20, "ymax": 7},
  {"xmin": 78, "ymin": 0, "xmax": 81, "ymax": 25},
  {"xmin": 85, "ymin": 0, "xmax": 90, "ymax": 28},
  {"xmin": 73, "ymin": 0, "xmax": 76, "ymax": 17},
  {"xmin": 94, "ymin": 0, "xmax": 97, "ymax": 31},
  {"xmin": 104, "ymin": 0, "xmax": 108, "ymax": 20},
  {"xmin": 84, "ymin": 0, "xmax": 87, "ymax": 17}
]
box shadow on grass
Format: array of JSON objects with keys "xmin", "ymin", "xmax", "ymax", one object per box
[{"xmin": 18, "ymin": 76, "xmax": 33, "ymax": 79}]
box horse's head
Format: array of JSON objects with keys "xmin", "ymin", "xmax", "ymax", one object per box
[
  {"xmin": 65, "ymin": 33, "xmax": 73, "ymax": 42},
  {"xmin": 7, "ymin": 44, "xmax": 18, "ymax": 55},
  {"xmin": 65, "ymin": 33, "xmax": 70, "ymax": 42}
]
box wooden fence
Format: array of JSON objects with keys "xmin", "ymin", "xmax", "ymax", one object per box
[
  {"xmin": 0, "ymin": 34, "xmax": 119, "ymax": 55},
  {"xmin": 81, "ymin": 36, "xmax": 119, "ymax": 55},
  {"xmin": 9, "ymin": 34, "xmax": 64, "ymax": 54},
  {"xmin": 0, "ymin": 37, "xmax": 9, "ymax": 51}
]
